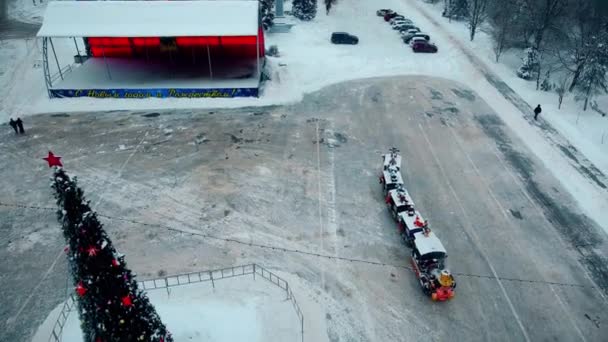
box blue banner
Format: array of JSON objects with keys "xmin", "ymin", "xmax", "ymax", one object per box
[{"xmin": 50, "ymin": 87, "xmax": 258, "ymax": 99}]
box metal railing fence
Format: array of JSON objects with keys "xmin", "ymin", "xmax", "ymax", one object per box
[{"xmin": 49, "ymin": 264, "xmax": 304, "ymax": 342}]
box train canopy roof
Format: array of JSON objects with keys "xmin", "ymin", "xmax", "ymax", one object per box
[{"xmin": 413, "ymin": 231, "xmax": 447, "ymax": 257}]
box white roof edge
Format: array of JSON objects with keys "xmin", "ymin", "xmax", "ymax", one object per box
[
  {"xmin": 413, "ymin": 231, "xmax": 447, "ymax": 255},
  {"xmin": 37, "ymin": 1, "xmax": 260, "ymax": 38}
]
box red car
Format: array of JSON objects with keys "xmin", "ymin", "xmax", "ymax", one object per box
[{"xmin": 412, "ymin": 40, "xmax": 438, "ymax": 53}]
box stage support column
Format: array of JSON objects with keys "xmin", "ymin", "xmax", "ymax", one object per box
[
  {"xmin": 101, "ymin": 45, "xmax": 113, "ymax": 80},
  {"xmin": 42, "ymin": 37, "xmax": 52, "ymax": 98},
  {"xmin": 72, "ymin": 37, "xmax": 82, "ymax": 58},
  {"xmin": 256, "ymin": 31, "xmax": 260, "ymax": 79},
  {"xmin": 207, "ymin": 45, "xmax": 213, "ymax": 80},
  {"xmin": 49, "ymin": 37, "xmax": 63, "ymax": 80}
]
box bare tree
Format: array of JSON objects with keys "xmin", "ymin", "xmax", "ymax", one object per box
[
  {"xmin": 467, "ymin": 0, "xmax": 489, "ymax": 41},
  {"xmin": 488, "ymin": 1, "xmax": 519, "ymax": 62},
  {"xmin": 555, "ymin": 74, "xmax": 569, "ymax": 109},
  {"xmin": 523, "ymin": 0, "xmax": 567, "ymax": 51}
]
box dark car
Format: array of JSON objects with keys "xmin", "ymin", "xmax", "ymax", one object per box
[
  {"xmin": 402, "ymin": 32, "xmax": 430, "ymax": 44},
  {"xmin": 377, "ymin": 9, "xmax": 394, "ymax": 17},
  {"xmin": 331, "ymin": 32, "xmax": 359, "ymax": 45},
  {"xmin": 412, "ymin": 40, "xmax": 438, "ymax": 53},
  {"xmin": 384, "ymin": 12, "xmax": 399, "ymax": 21}
]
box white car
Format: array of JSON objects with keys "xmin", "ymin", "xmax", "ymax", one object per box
[
  {"xmin": 391, "ymin": 21, "xmax": 413, "ymax": 30},
  {"xmin": 400, "ymin": 29, "xmax": 420, "ymax": 37},
  {"xmin": 409, "ymin": 37, "xmax": 428, "ymax": 47},
  {"xmin": 390, "ymin": 17, "xmax": 412, "ymax": 25}
]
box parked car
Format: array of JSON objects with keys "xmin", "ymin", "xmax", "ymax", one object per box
[
  {"xmin": 412, "ymin": 40, "xmax": 438, "ymax": 53},
  {"xmin": 384, "ymin": 12, "xmax": 399, "ymax": 21},
  {"xmin": 391, "ymin": 20, "xmax": 413, "ymax": 29},
  {"xmin": 390, "ymin": 16, "xmax": 411, "ymax": 24},
  {"xmin": 409, "ymin": 37, "xmax": 427, "ymax": 47},
  {"xmin": 377, "ymin": 9, "xmax": 394, "ymax": 17},
  {"xmin": 402, "ymin": 32, "xmax": 430, "ymax": 44},
  {"xmin": 397, "ymin": 25, "xmax": 420, "ymax": 33},
  {"xmin": 331, "ymin": 32, "xmax": 359, "ymax": 45},
  {"xmin": 400, "ymin": 29, "xmax": 421, "ymax": 38}
]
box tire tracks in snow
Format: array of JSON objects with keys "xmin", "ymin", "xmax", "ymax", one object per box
[
  {"xmin": 417, "ymin": 121, "xmax": 532, "ymax": 342},
  {"xmin": 440, "ymin": 118, "xmax": 588, "ymax": 342}
]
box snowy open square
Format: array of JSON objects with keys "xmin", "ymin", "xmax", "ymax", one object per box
[{"xmin": 2, "ymin": 76, "xmax": 608, "ymax": 341}]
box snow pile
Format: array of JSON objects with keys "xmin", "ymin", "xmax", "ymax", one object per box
[{"xmin": 31, "ymin": 275, "xmax": 309, "ymax": 342}]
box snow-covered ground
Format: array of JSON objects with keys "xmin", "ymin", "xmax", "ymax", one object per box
[
  {"xmin": 413, "ymin": 0, "xmax": 608, "ymax": 190},
  {"xmin": 31, "ymin": 273, "xmax": 317, "ymax": 342},
  {"xmin": 4, "ymin": 76, "xmax": 607, "ymax": 342},
  {"xmin": 7, "ymin": 0, "xmax": 45, "ymax": 24},
  {"xmin": 2, "ymin": 1, "xmax": 608, "ymax": 341}
]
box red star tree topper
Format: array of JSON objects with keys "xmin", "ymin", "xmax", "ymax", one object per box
[{"xmin": 43, "ymin": 151, "xmax": 63, "ymax": 167}]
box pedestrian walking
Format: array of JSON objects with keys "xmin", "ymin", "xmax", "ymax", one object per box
[
  {"xmin": 16, "ymin": 117, "xmax": 25, "ymax": 134},
  {"xmin": 534, "ymin": 104, "xmax": 542, "ymax": 120},
  {"xmin": 9, "ymin": 118, "xmax": 18, "ymax": 134}
]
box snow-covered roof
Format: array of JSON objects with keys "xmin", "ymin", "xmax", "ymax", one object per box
[
  {"xmin": 383, "ymin": 168, "xmax": 403, "ymax": 185},
  {"xmin": 37, "ymin": 1, "xmax": 260, "ymax": 38},
  {"xmin": 413, "ymin": 231, "xmax": 446, "ymax": 256},
  {"xmin": 382, "ymin": 153, "xmax": 401, "ymax": 171},
  {"xmin": 398, "ymin": 211, "xmax": 425, "ymax": 232},
  {"xmin": 389, "ymin": 186, "xmax": 414, "ymax": 208}
]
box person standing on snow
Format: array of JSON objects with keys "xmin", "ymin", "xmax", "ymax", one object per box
[
  {"xmin": 534, "ymin": 105, "xmax": 542, "ymax": 120},
  {"xmin": 9, "ymin": 118, "xmax": 18, "ymax": 134},
  {"xmin": 16, "ymin": 117, "xmax": 25, "ymax": 134}
]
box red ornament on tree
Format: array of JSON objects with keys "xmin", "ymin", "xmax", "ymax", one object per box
[
  {"xmin": 111, "ymin": 259, "xmax": 119, "ymax": 267},
  {"xmin": 87, "ymin": 246, "xmax": 99, "ymax": 257},
  {"xmin": 121, "ymin": 294, "xmax": 132, "ymax": 307},
  {"xmin": 43, "ymin": 151, "xmax": 63, "ymax": 167},
  {"xmin": 76, "ymin": 282, "xmax": 87, "ymax": 297}
]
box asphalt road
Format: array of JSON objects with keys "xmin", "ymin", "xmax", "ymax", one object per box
[{"xmin": 0, "ymin": 76, "xmax": 607, "ymax": 342}]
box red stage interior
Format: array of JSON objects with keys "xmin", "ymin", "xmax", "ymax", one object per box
[{"xmin": 86, "ymin": 28, "xmax": 265, "ymax": 64}]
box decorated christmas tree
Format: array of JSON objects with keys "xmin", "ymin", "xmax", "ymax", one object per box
[
  {"xmin": 292, "ymin": 0, "xmax": 317, "ymax": 21},
  {"xmin": 45, "ymin": 152, "xmax": 172, "ymax": 342}
]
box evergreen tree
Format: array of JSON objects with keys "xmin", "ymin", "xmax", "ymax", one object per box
[
  {"xmin": 260, "ymin": 0, "xmax": 275, "ymax": 30},
  {"xmin": 292, "ymin": 0, "xmax": 317, "ymax": 21},
  {"xmin": 575, "ymin": 55, "xmax": 608, "ymax": 110},
  {"xmin": 51, "ymin": 167, "xmax": 172, "ymax": 342},
  {"xmin": 517, "ymin": 47, "xmax": 540, "ymax": 80}
]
